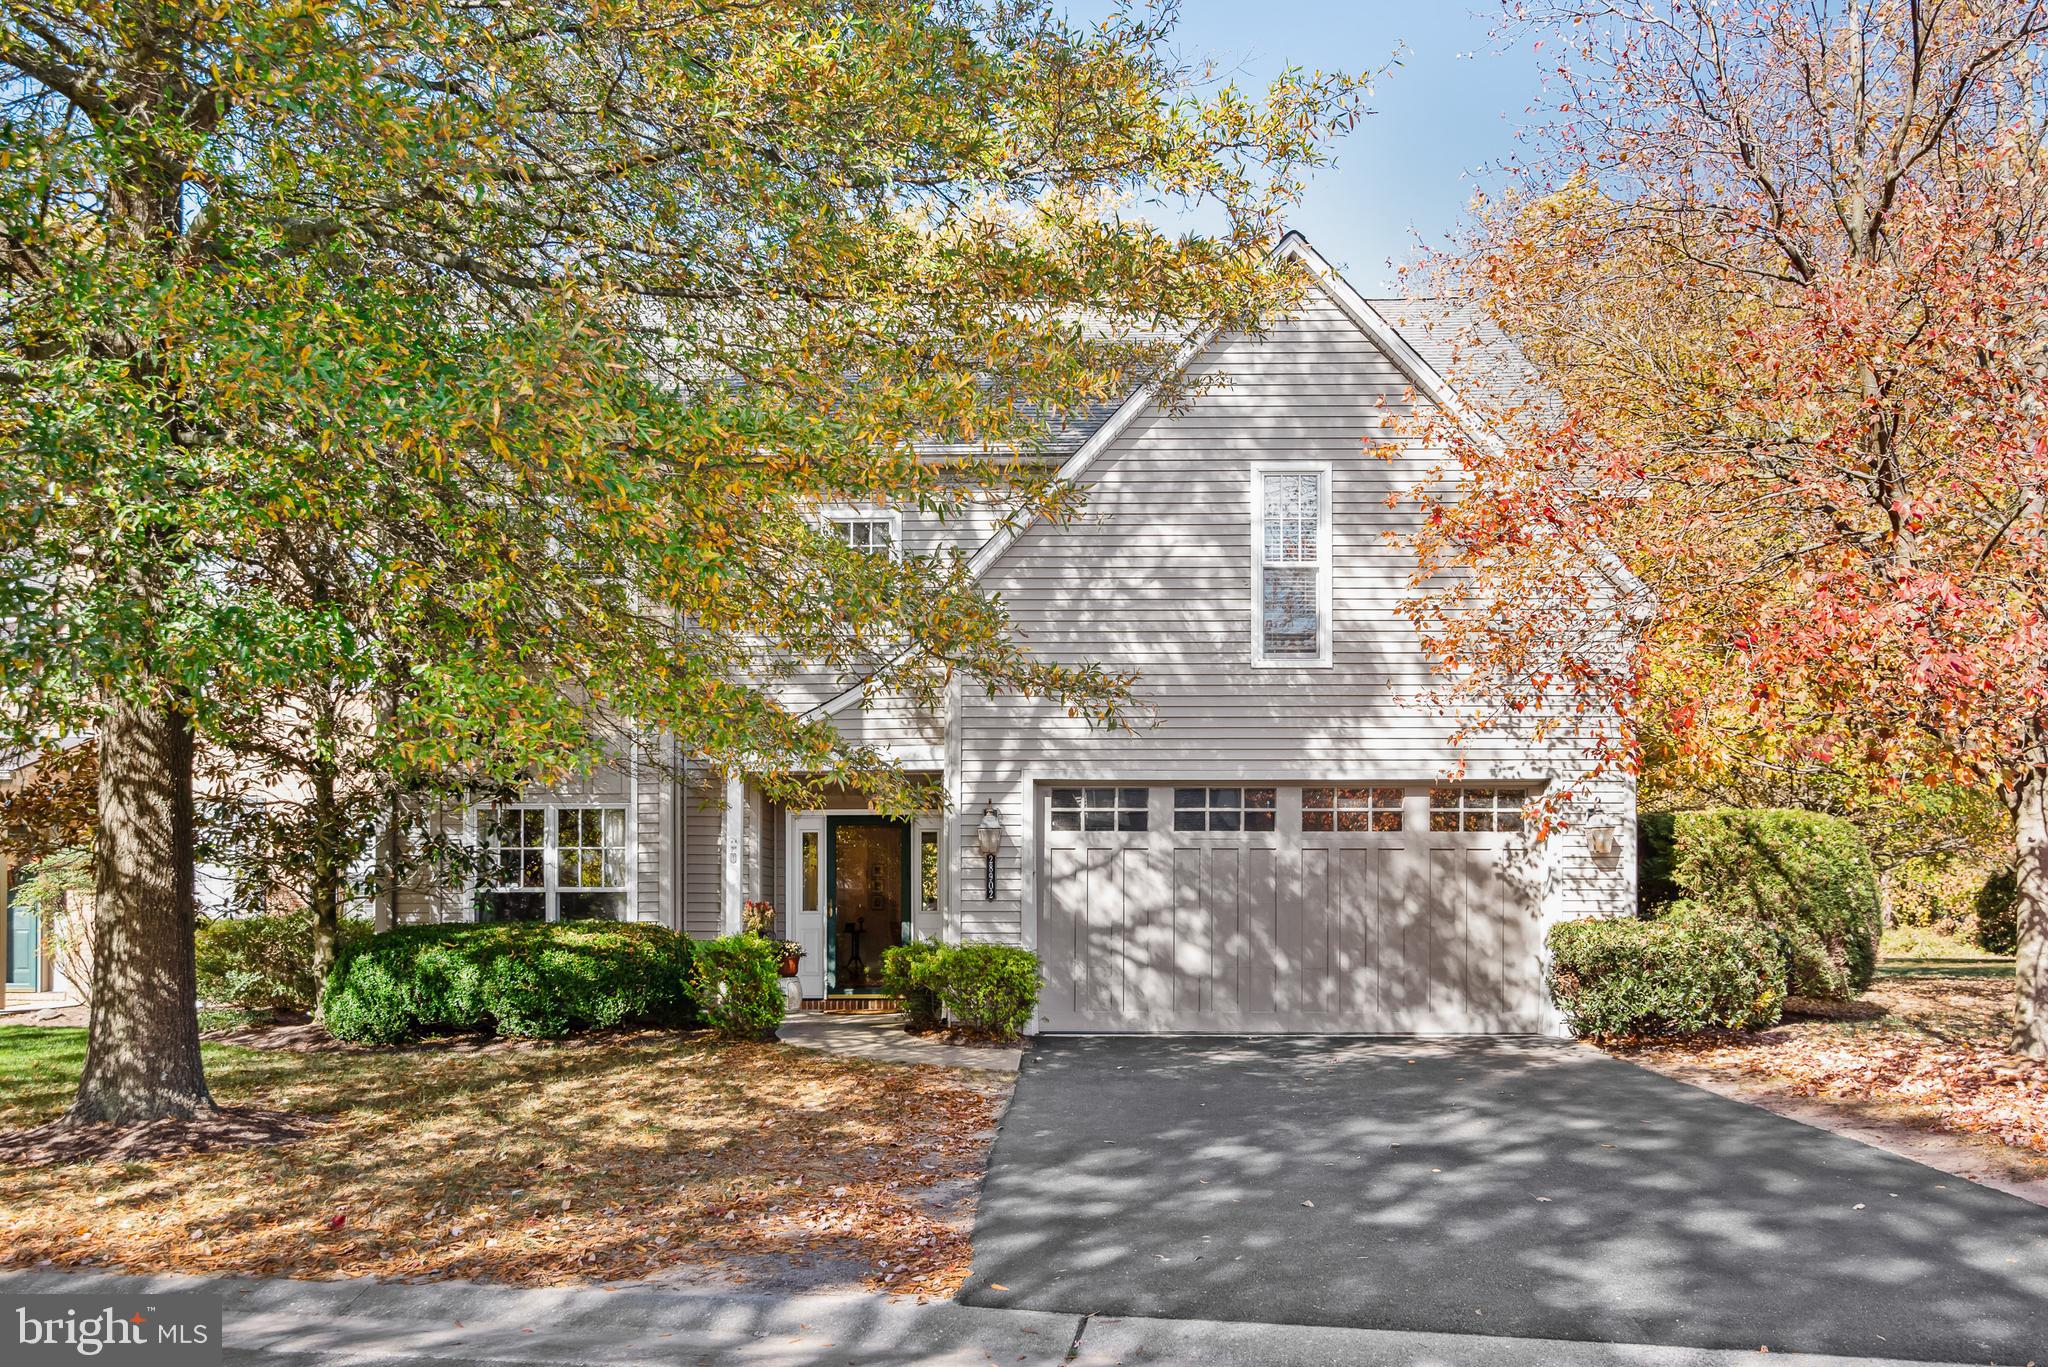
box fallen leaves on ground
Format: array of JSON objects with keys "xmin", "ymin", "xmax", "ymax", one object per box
[
  {"xmin": 0, "ymin": 1107, "xmax": 316, "ymax": 1167},
  {"xmin": 1613, "ymin": 972, "xmax": 2048, "ymax": 1163},
  {"xmin": 0, "ymin": 1027, "xmax": 1010, "ymax": 1297}
]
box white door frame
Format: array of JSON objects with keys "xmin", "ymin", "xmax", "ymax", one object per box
[{"xmin": 784, "ymin": 807, "xmax": 941, "ymax": 999}]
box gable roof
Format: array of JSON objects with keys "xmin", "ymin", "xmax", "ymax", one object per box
[
  {"xmin": 805, "ymin": 231, "xmax": 1590, "ymax": 724},
  {"xmin": 1358, "ymin": 295, "xmax": 1563, "ymax": 425}
]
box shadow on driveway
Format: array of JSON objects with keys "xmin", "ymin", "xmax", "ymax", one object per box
[{"xmin": 960, "ymin": 1036, "xmax": 2048, "ymax": 1364}]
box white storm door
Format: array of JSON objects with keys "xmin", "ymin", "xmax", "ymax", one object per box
[{"xmin": 789, "ymin": 815, "xmax": 828, "ymax": 998}]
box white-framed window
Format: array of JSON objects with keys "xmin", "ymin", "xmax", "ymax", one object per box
[
  {"xmin": 1428, "ymin": 786, "xmax": 1530, "ymax": 834},
  {"xmin": 480, "ymin": 804, "xmax": 630, "ymax": 921},
  {"xmin": 824, "ymin": 507, "xmax": 901, "ymax": 557},
  {"xmin": 1252, "ymin": 465, "xmax": 1332, "ymax": 665}
]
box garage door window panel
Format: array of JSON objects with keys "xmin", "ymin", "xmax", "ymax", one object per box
[
  {"xmin": 1428, "ymin": 786, "xmax": 1530, "ymax": 834},
  {"xmin": 1302, "ymin": 787, "xmax": 1404, "ymax": 833},
  {"xmin": 1174, "ymin": 787, "xmax": 1276, "ymax": 832},
  {"xmin": 1050, "ymin": 787, "xmax": 1147, "ymax": 833}
]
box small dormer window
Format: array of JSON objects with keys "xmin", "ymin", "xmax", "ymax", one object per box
[
  {"xmin": 825, "ymin": 508, "xmax": 901, "ymax": 556},
  {"xmin": 1252, "ymin": 466, "xmax": 1331, "ymax": 665}
]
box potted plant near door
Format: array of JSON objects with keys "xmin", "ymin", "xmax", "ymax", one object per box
[{"xmin": 742, "ymin": 900, "xmax": 804, "ymax": 978}]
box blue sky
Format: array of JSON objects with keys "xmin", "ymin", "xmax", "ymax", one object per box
[{"xmin": 1166, "ymin": 2, "xmax": 1547, "ymax": 290}]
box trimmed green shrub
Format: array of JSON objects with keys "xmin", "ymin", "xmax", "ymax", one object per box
[
  {"xmin": 881, "ymin": 940, "xmax": 947, "ymax": 1031},
  {"xmin": 1974, "ymin": 869, "xmax": 2019, "ymax": 956},
  {"xmin": 931, "ymin": 943, "xmax": 1040, "ymax": 1040},
  {"xmin": 1640, "ymin": 808, "xmax": 1881, "ymax": 1000},
  {"xmin": 197, "ymin": 912, "xmax": 373, "ymax": 1010},
  {"xmin": 321, "ymin": 921, "xmax": 698, "ymax": 1044},
  {"xmin": 1548, "ymin": 906, "xmax": 1786, "ymax": 1038},
  {"xmin": 690, "ymin": 934, "xmax": 785, "ymax": 1041}
]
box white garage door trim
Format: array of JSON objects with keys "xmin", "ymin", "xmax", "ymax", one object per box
[{"xmin": 1035, "ymin": 782, "xmax": 1548, "ymax": 1035}]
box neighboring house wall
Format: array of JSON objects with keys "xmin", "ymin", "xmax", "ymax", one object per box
[
  {"xmin": 951, "ymin": 279, "xmax": 1636, "ymax": 948},
  {"xmin": 0, "ymin": 760, "xmax": 68, "ymax": 1000}
]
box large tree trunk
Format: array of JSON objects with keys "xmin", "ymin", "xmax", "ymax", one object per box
[
  {"xmin": 2014, "ymin": 772, "xmax": 2048, "ymax": 1059},
  {"xmin": 66, "ymin": 693, "xmax": 214, "ymax": 1124}
]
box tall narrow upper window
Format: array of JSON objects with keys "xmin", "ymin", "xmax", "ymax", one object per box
[{"xmin": 1254, "ymin": 467, "xmax": 1331, "ymax": 664}]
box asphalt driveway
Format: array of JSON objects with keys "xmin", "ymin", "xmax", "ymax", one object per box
[{"xmin": 960, "ymin": 1036, "xmax": 2048, "ymax": 1364}]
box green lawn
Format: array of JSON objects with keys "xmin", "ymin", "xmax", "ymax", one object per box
[
  {"xmin": 1879, "ymin": 957, "xmax": 2018, "ymax": 979},
  {"xmin": 0, "ymin": 1027, "xmax": 89, "ymax": 1111}
]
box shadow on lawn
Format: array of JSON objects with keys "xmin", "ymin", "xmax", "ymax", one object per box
[{"xmin": 0, "ymin": 1023, "xmax": 1002, "ymax": 1293}]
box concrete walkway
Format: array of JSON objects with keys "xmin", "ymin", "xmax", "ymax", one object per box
[
  {"xmin": 778, "ymin": 1011, "xmax": 1020, "ymax": 1071},
  {"xmin": 0, "ymin": 1270, "xmax": 1994, "ymax": 1367}
]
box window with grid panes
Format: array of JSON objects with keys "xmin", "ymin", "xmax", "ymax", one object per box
[
  {"xmin": 478, "ymin": 804, "xmax": 629, "ymax": 920},
  {"xmin": 1173, "ymin": 787, "xmax": 1276, "ymax": 832},
  {"xmin": 1301, "ymin": 787, "xmax": 1404, "ymax": 832},
  {"xmin": 556, "ymin": 807, "xmax": 629, "ymax": 919},
  {"xmin": 1049, "ymin": 787, "xmax": 1148, "ymax": 832},
  {"xmin": 481, "ymin": 807, "xmax": 548, "ymax": 921},
  {"xmin": 1254, "ymin": 468, "xmax": 1329, "ymax": 662},
  {"xmin": 1427, "ymin": 786, "xmax": 1529, "ymax": 833},
  {"xmin": 828, "ymin": 515, "xmax": 895, "ymax": 554}
]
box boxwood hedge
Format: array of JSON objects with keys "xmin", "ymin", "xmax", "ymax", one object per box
[
  {"xmin": 879, "ymin": 940, "xmax": 947, "ymax": 1032},
  {"xmin": 1548, "ymin": 906, "xmax": 1786, "ymax": 1038},
  {"xmin": 320, "ymin": 921, "xmax": 698, "ymax": 1044},
  {"xmin": 689, "ymin": 933, "xmax": 785, "ymax": 1040},
  {"xmin": 930, "ymin": 943, "xmax": 1040, "ymax": 1040},
  {"xmin": 1640, "ymin": 808, "xmax": 1882, "ymax": 1000},
  {"xmin": 197, "ymin": 911, "xmax": 372, "ymax": 1011}
]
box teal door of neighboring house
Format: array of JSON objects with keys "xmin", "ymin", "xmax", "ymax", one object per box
[{"xmin": 5, "ymin": 887, "xmax": 39, "ymax": 991}]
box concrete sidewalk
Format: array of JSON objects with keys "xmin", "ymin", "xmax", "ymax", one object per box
[
  {"xmin": 0, "ymin": 1269, "xmax": 2001, "ymax": 1366},
  {"xmin": 777, "ymin": 1012, "xmax": 1021, "ymax": 1072}
]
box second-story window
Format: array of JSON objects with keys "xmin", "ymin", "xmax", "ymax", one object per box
[
  {"xmin": 827, "ymin": 510, "xmax": 899, "ymax": 555},
  {"xmin": 1253, "ymin": 467, "xmax": 1331, "ymax": 665}
]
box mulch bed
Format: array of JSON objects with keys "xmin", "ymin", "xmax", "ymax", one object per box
[
  {"xmin": 1612, "ymin": 972, "xmax": 2048, "ymax": 1166},
  {"xmin": 0, "ymin": 1107, "xmax": 317, "ymax": 1168},
  {"xmin": 196, "ymin": 1017, "xmax": 695, "ymax": 1056}
]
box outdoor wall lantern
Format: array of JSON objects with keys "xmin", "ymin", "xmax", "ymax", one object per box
[
  {"xmin": 1585, "ymin": 822, "xmax": 1620, "ymax": 864},
  {"xmin": 976, "ymin": 802, "xmax": 1004, "ymax": 901}
]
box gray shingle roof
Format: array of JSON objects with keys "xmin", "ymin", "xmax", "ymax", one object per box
[
  {"xmin": 1362, "ymin": 295, "xmax": 1560, "ymax": 420},
  {"xmin": 916, "ymin": 295, "xmax": 1553, "ymax": 460}
]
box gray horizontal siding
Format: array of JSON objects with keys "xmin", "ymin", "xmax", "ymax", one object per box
[
  {"xmin": 955, "ymin": 283, "xmax": 1634, "ymax": 946},
  {"xmin": 680, "ymin": 771, "xmax": 725, "ymax": 938}
]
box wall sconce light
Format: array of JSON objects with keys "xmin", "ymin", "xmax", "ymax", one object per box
[
  {"xmin": 975, "ymin": 802, "xmax": 1005, "ymax": 901},
  {"xmin": 1586, "ymin": 822, "xmax": 1620, "ymax": 864}
]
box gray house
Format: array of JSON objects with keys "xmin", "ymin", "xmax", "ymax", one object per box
[{"xmin": 399, "ymin": 233, "xmax": 1636, "ymax": 1036}]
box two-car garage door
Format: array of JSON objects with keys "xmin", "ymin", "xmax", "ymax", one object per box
[{"xmin": 1037, "ymin": 783, "xmax": 1547, "ymax": 1034}]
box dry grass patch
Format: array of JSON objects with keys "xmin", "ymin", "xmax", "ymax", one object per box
[
  {"xmin": 0, "ymin": 1025, "xmax": 1009, "ymax": 1296},
  {"xmin": 1612, "ymin": 969, "xmax": 2048, "ymax": 1176}
]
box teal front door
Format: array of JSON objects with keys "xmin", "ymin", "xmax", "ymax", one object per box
[
  {"xmin": 5, "ymin": 887, "xmax": 39, "ymax": 991},
  {"xmin": 824, "ymin": 818, "xmax": 911, "ymax": 994}
]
